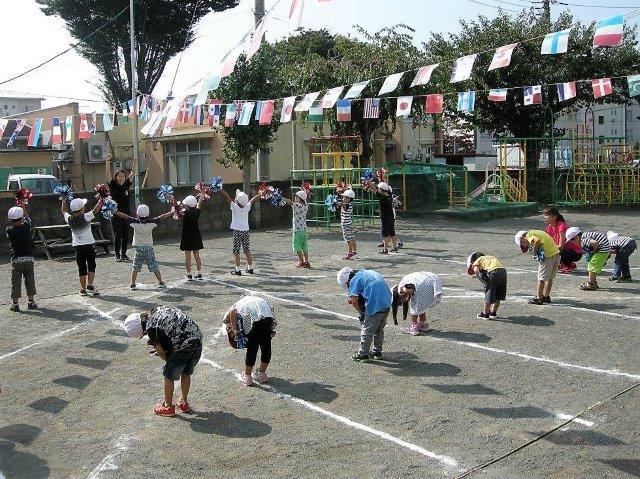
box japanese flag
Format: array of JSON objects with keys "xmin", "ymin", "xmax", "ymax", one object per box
[
  {"xmin": 396, "ymin": 96, "xmax": 413, "ymax": 117},
  {"xmin": 281, "ymin": 96, "xmax": 296, "ymax": 123}
]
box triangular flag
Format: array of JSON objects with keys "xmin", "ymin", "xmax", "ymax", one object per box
[
  {"xmin": 396, "ymin": 96, "xmax": 413, "ymax": 117},
  {"xmin": 627, "ymin": 74, "xmax": 640, "ymax": 97},
  {"xmin": 64, "ymin": 116, "xmax": 73, "ymax": 143},
  {"xmin": 281, "ymin": 96, "xmax": 296, "ymax": 123},
  {"xmin": 336, "ymin": 99, "xmax": 352, "ymax": 121},
  {"xmin": 411, "ymin": 64, "xmax": 438, "ymax": 87},
  {"xmin": 308, "ymin": 105, "xmax": 323, "ymax": 122},
  {"xmin": 592, "ymin": 78, "xmax": 612, "ymax": 99},
  {"xmin": 451, "ymin": 54, "xmax": 477, "ymax": 83},
  {"xmin": 488, "ymin": 44, "xmax": 517, "ymax": 71},
  {"xmin": 425, "ymin": 94, "xmax": 444, "ymax": 114},
  {"xmin": 557, "ymin": 82, "xmax": 577, "ymax": 102},
  {"xmin": 344, "ymin": 81, "xmax": 369, "ymax": 99},
  {"xmin": 320, "ymin": 86, "xmax": 344, "ymax": 109},
  {"xmin": 288, "ymin": 0, "xmax": 305, "ymax": 33},
  {"xmin": 594, "ymin": 15, "xmax": 624, "ymax": 48},
  {"xmin": 457, "ymin": 91, "xmax": 476, "ymax": 112},
  {"xmin": 225, "ymin": 104, "xmax": 237, "ymax": 127},
  {"xmin": 541, "ymin": 29, "xmax": 570, "ymax": 55},
  {"xmin": 378, "ymin": 72, "xmax": 404, "ymax": 95},
  {"xmin": 259, "ymin": 100, "xmax": 275, "ymax": 125},
  {"xmin": 28, "ymin": 119, "xmax": 43, "ymax": 147},
  {"xmin": 295, "ymin": 92, "xmax": 320, "ymax": 112}
]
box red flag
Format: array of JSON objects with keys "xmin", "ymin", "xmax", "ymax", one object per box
[
  {"xmin": 259, "ymin": 100, "xmax": 275, "ymax": 125},
  {"xmin": 425, "ymin": 94, "xmax": 444, "ymax": 114},
  {"xmin": 592, "ymin": 78, "xmax": 613, "ymax": 99},
  {"xmin": 179, "ymin": 102, "xmax": 190, "ymax": 123},
  {"xmin": 78, "ymin": 114, "xmax": 91, "ymax": 139}
]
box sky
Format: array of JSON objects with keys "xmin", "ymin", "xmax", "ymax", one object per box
[{"xmin": 1, "ymin": 0, "xmax": 639, "ymax": 112}]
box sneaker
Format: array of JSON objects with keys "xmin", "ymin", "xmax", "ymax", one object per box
[
  {"xmin": 418, "ymin": 321, "xmax": 430, "ymax": 332},
  {"xmin": 476, "ymin": 312, "xmax": 490, "ymax": 319},
  {"xmin": 237, "ymin": 372, "xmax": 253, "ymax": 386},
  {"xmin": 569, "ymin": 262, "xmax": 577, "ymax": 271},
  {"xmin": 121, "ymin": 254, "xmax": 131, "ymax": 262},
  {"xmin": 129, "ymin": 283, "xmax": 137, "ymax": 290},
  {"xmin": 352, "ymin": 353, "xmax": 371, "ymax": 362},
  {"xmin": 153, "ymin": 403, "xmax": 176, "ymax": 417},
  {"xmin": 86, "ymin": 285, "xmax": 100, "ymax": 296},
  {"xmin": 303, "ymin": 262, "xmax": 311, "ymax": 269},
  {"xmin": 390, "ymin": 247, "xmax": 399, "ymax": 253},
  {"xmin": 27, "ymin": 301, "xmax": 38, "ymax": 310},
  {"xmin": 558, "ymin": 265, "xmax": 571, "ymax": 274},
  {"xmin": 404, "ymin": 323, "xmax": 420, "ymax": 336},
  {"xmin": 397, "ymin": 241, "xmax": 404, "ymax": 249},
  {"xmin": 542, "ymin": 296, "xmax": 551, "ymax": 304},
  {"xmin": 579, "ymin": 281, "xmax": 599, "ymax": 291},
  {"xmin": 231, "ymin": 270, "xmax": 242, "ymax": 276},
  {"xmin": 158, "ymin": 282, "xmax": 167, "ymax": 289},
  {"xmin": 252, "ymin": 371, "xmax": 269, "ymax": 383},
  {"xmin": 186, "ymin": 274, "xmax": 194, "ymax": 281},
  {"xmin": 617, "ymin": 277, "xmax": 632, "ymax": 283},
  {"xmin": 177, "ymin": 401, "xmax": 192, "ymax": 413},
  {"xmin": 295, "ymin": 262, "xmax": 304, "ymax": 268},
  {"xmin": 528, "ymin": 297, "xmax": 544, "ymax": 305},
  {"xmin": 9, "ymin": 303, "xmax": 20, "ymax": 312},
  {"xmin": 489, "ymin": 312, "xmax": 498, "ymax": 319},
  {"xmin": 377, "ymin": 242, "xmax": 384, "ymax": 248},
  {"xmin": 115, "ymin": 255, "xmax": 122, "ymax": 263},
  {"xmin": 609, "ymin": 276, "xmax": 621, "ymax": 282},
  {"xmin": 245, "ymin": 268, "xmax": 254, "ymax": 275},
  {"xmin": 370, "ymin": 352, "xmax": 383, "ymax": 361},
  {"xmin": 379, "ymin": 250, "xmax": 389, "ymax": 255},
  {"xmin": 79, "ymin": 289, "xmax": 88, "ymax": 296},
  {"xmin": 194, "ymin": 273, "xmax": 203, "ymax": 280},
  {"xmin": 342, "ymin": 254, "xmax": 354, "ymax": 260}
]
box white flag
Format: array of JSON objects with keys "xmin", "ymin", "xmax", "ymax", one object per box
[
  {"xmin": 344, "ymin": 80, "xmax": 369, "ymax": 99},
  {"xmin": 396, "ymin": 96, "xmax": 413, "ymax": 117},
  {"xmin": 378, "ymin": 72, "xmax": 404, "ymax": 95},
  {"xmin": 288, "ymin": 0, "xmax": 305, "ymax": 33},
  {"xmin": 320, "ymin": 86, "xmax": 344, "ymax": 108},
  {"xmin": 64, "ymin": 116, "xmax": 73, "ymax": 143},
  {"xmin": 450, "ymin": 54, "xmax": 477, "ymax": 83},
  {"xmin": 162, "ymin": 100, "xmax": 182, "ymax": 136},
  {"xmin": 488, "ymin": 43, "xmax": 517, "ymax": 71},
  {"xmin": 281, "ymin": 96, "xmax": 296, "ymax": 123},
  {"xmin": 294, "ymin": 91, "xmax": 320, "ymax": 112},
  {"xmin": 410, "ymin": 64, "xmax": 438, "ymax": 87},
  {"xmin": 246, "ymin": 15, "xmax": 270, "ymax": 60}
]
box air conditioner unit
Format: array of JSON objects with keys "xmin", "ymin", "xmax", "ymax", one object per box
[
  {"xmin": 37, "ymin": 168, "xmax": 47, "ymax": 175},
  {"xmin": 86, "ymin": 142, "xmax": 107, "ymax": 163}
]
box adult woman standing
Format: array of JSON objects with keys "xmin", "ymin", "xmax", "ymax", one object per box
[
  {"xmin": 105, "ymin": 153, "xmax": 137, "ymax": 262},
  {"xmin": 543, "ymin": 206, "xmax": 582, "ymax": 273}
]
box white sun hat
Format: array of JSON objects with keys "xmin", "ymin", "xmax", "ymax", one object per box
[
  {"xmin": 565, "ymin": 226, "xmax": 581, "ymax": 241},
  {"xmin": 137, "ymin": 204, "xmax": 150, "ymax": 217},
  {"xmin": 336, "ymin": 267, "xmax": 354, "ymax": 289},
  {"xmin": 377, "ymin": 182, "xmax": 391, "ymax": 192},
  {"xmin": 235, "ymin": 190, "xmax": 249, "ymax": 206},
  {"xmin": 606, "ymin": 230, "xmax": 619, "ymax": 242},
  {"xmin": 343, "ymin": 189, "xmax": 356, "ymax": 199},
  {"xmin": 70, "ymin": 198, "xmax": 88, "ymax": 212},
  {"xmin": 8, "ymin": 206, "xmax": 24, "ymax": 220},
  {"xmin": 123, "ymin": 313, "xmax": 144, "ymax": 339},
  {"xmin": 183, "ymin": 195, "xmax": 198, "ymax": 208},
  {"xmin": 295, "ymin": 190, "xmax": 308, "ymax": 201}
]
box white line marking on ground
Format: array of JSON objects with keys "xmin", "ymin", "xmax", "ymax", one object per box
[
  {"xmin": 85, "ymin": 434, "xmax": 137, "ymax": 479},
  {"xmin": 199, "ymin": 357, "xmax": 460, "ymax": 470},
  {"xmin": 208, "ymin": 278, "xmax": 640, "ymax": 381},
  {"xmin": 554, "ymin": 413, "xmax": 595, "ymax": 427}
]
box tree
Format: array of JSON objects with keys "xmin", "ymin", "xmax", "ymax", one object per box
[
  {"xmin": 37, "ymin": 0, "xmax": 238, "ymax": 104},
  {"xmin": 423, "ymin": 11, "xmax": 640, "ymax": 138}
]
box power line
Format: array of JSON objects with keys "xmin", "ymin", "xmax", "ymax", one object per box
[
  {"xmin": 466, "ymin": 0, "xmax": 525, "ymax": 14},
  {"xmin": 0, "ymin": 5, "xmax": 130, "ymax": 86},
  {"xmin": 0, "ymin": 89, "xmax": 106, "ymax": 104}
]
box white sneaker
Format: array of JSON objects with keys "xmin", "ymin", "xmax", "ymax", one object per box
[
  {"xmin": 237, "ymin": 372, "xmax": 253, "ymax": 386},
  {"xmin": 252, "ymin": 371, "xmax": 268, "ymax": 383}
]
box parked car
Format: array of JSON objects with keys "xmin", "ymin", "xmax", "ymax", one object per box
[{"xmin": 6, "ymin": 174, "xmax": 62, "ymax": 195}]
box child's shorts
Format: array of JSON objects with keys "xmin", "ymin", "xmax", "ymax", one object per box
[
  {"xmin": 587, "ymin": 251, "xmax": 611, "ymax": 274},
  {"xmin": 292, "ymin": 230, "xmax": 309, "ymax": 253},
  {"xmin": 380, "ymin": 215, "xmax": 395, "ymax": 238},
  {"xmin": 342, "ymin": 224, "xmax": 355, "ymax": 242},
  {"xmin": 537, "ymin": 253, "xmax": 560, "ymax": 281},
  {"xmin": 232, "ymin": 230, "xmax": 251, "ymax": 255},
  {"xmin": 484, "ymin": 268, "xmax": 507, "ymax": 304},
  {"xmin": 163, "ymin": 346, "xmax": 202, "ymax": 380},
  {"xmin": 132, "ymin": 246, "xmax": 159, "ymax": 273}
]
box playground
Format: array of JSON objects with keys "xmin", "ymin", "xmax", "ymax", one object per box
[{"xmin": 1, "ymin": 210, "xmax": 639, "ymax": 479}]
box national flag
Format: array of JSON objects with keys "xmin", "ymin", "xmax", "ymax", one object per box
[
  {"xmin": 64, "ymin": 116, "xmax": 73, "ymax": 143},
  {"xmin": 195, "ymin": 73, "xmax": 221, "ymax": 105},
  {"xmin": 79, "ymin": 114, "xmax": 91, "ymax": 139},
  {"xmin": 139, "ymin": 95, "xmax": 150, "ymax": 121},
  {"xmin": 488, "ymin": 43, "xmax": 517, "ymax": 71},
  {"xmin": 259, "ymin": 100, "xmax": 275, "ymax": 125},
  {"xmin": 127, "ymin": 99, "xmax": 137, "ymax": 118},
  {"xmin": 378, "ymin": 72, "xmax": 403, "ymax": 95},
  {"xmin": 308, "ymin": 105, "xmax": 323, "ymax": 123},
  {"xmin": 51, "ymin": 117, "xmax": 63, "ymax": 145},
  {"xmin": 593, "ymin": 15, "xmax": 624, "ymax": 48},
  {"xmin": 90, "ymin": 112, "xmax": 97, "ymax": 134},
  {"xmin": 28, "ymin": 118, "xmax": 43, "ymax": 147},
  {"xmin": 102, "ymin": 110, "xmax": 114, "ymax": 132},
  {"xmin": 396, "ymin": 96, "xmax": 413, "ymax": 117},
  {"xmin": 208, "ymin": 100, "xmax": 222, "ymax": 127},
  {"xmin": 320, "ymin": 86, "xmax": 344, "ymax": 108},
  {"xmin": 7, "ymin": 120, "xmax": 26, "ymax": 147},
  {"xmin": 488, "ymin": 88, "xmax": 508, "ymax": 102},
  {"xmin": 410, "ymin": 64, "xmax": 438, "ymax": 87},
  {"xmin": 225, "ymin": 104, "xmax": 237, "ymax": 127},
  {"xmin": 628, "ymin": 74, "xmax": 640, "ymax": 97},
  {"xmin": 450, "ymin": 54, "xmax": 477, "ymax": 83},
  {"xmin": 557, "ymin": 82, "xmax": 577, "ymax": 102},
  {"xmin": 219, "ymin": 44, "xmax": 244, "ymax": 78},
  {"xmin": 288, "ymin": 0, "xmax": 305, "ymax": 33},
  {"xmin": 161, "ymin": 100, "xmax": 182, "ymax": 136},
  {"xmin": 238, "ymin": 102, "xmax": 255, "ymax": 126},
  {"xmin": 246, "ymin": 15, "xmax": 270, "ymax": 60},
  {"xmin": 344, "ymin": 80, "xmax": 369, "ymax": 99},
  {"xmin": 254, "ymin": 101, "xmax": 263, "ymax": 121},
  {"xmin": 457, "ymin": 91, "xmax": 476, "ymax": 112},
  {"xmin": 425, "ymin": 94, "xmax": 444, "ymax": 114},
  {"xmin": 363, "ymin": 98, "xmax": 380, "ymax": 119},
  {"xmin": 113, "ymin": 107, "xmax": 119, "ymax": 127},
  {"xmin": 524, "ymin": 85, "xmax": 543, "ymax": 105},
  {"xmin": 140, "ymin": 111, "xmax": 161, "ymax": 136},
  {"xmin": 295, "ymin": 92, "xmax": 320, "ymax": 112},
  {"xmin": 179, "ymin": 103, "xmax": 190, "ymax": 123},
  {"xmin": 336, "ymin": 99, "xmax": 352, "ymax": 121},
  {"xmin": 0, "ymin": 119, "xmax": 7, "ymax": 139},
  {"xmin": 194, "ymin": 105, "xmax": 205, "ymax": 125},
  {"xmin": 281, "ymin": 96, "xmax": 296, "ymax": 122},
  {"xmin": 541, "ymin": 29, "xmax": 570, "ymax": 55},
  {"xmin": 591, "ymin": 78, "xmax": 613, "ymax": 99},
  {"xmin": 122, "ymin": 102, "xmax": 130, "ymax": 124}
]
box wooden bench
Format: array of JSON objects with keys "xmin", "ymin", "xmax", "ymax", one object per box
[{"xmin": 32, "ymin": 223, "xmax": 111, "ymax": 260}]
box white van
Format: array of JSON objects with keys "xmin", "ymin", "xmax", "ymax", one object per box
[{"xmin": 6, "ymin": 174, "xmax": 62, "ymax": 195}]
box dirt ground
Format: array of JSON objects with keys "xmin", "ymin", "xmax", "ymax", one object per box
[{"xmin": 0, "ymin": 209, "xmax": 639, "ymax": 479}]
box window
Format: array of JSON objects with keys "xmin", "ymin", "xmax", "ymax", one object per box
[
  {"xmin": 598, "ymin": 116, "xmax": 604, "ymax": 125},
  {"xmin": 24, "ymin": 106, "xmax": 30, "ymax": 112},
  {"xmin": 3, "ymin": 105, "xmax": 7, "ymax": 109},
  {"xmin": 165, "ymin": 139, "xmax": 212, "ymax": 185}
]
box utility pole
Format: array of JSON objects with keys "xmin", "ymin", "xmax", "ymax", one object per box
[
  {"xmin": 254, "ymin": 0, "xmax": 265, "ymax": 186},
  {"xmin": 130, "ymin": 0, "xmax": 140, "ymax": 206},
  {"xmin": 542, "ymin": 0, "xmax": 551, "ymax": 23}
]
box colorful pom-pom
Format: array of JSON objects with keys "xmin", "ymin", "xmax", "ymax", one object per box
[
  {"xmin": 336, "ymin": 182, "xmax": 347, "ymax": 195},
  {"xmin": 195, "ymin": 182, "xmax": 213, "ymax": 201},
  {"xmin": 171, "ymin": 197, "xmax": 186, "ymax": 219},
  {"xmin": 101, "ymin": 198, "xmax": 118, "ymax": 220},
  {"xmin": 157, "ymin": 184, "xmax": 174, "ymax": 203},
  {"xmin": 54, "ymin": 184, "xmax": 74, "ymax": 201},
  {"xmin": 15, "ymin": 188, "xmax": 33, "ymax": 204},
  {"xmin": 257, "ymin": 182, "xmax": 272, "ymax": 200},
  {"xmin": 376, "ymin": 168, "xmax": 387, "ymax": 182},
  {"xmin": 267, "ymin": 188, "xmax": 286, "ymax": 207},
  {"xmin": 325, "ymin": 194, "xmax": 338, "ymax": 212},
  {"xmin": 94, "ymin": 183, "xmax": 111, "ymax": 199},
  {"xmin": 361, "ymin": 168, "xmax": 375, "ymax": 183},
  {"xmin": 210, "ymin": 176, "xmax": 224, "ymax": 193}
]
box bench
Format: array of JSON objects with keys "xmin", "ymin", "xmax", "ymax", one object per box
[{"xmin": 32, "ymin": 223, "xmax": 111, "ymax": 260}]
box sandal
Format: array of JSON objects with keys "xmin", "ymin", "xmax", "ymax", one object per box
[
  {"xmin": 528, "ymin": 297, "xmax": 544, "ymax": 305},
  {"xmin": 579, "ymin": 282, "xmax": 599, "ymax": 291},
  {"xmin": 295, "ymin": 262, "xmax": 305, "ymax": 268}
]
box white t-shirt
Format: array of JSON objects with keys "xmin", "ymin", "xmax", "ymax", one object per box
[
  {"xmin": 398, "ymin": 271, "xmax": 443, "ymax": 316},
  {"xmin": 230, "ymin": 201, "xmax": 253, "ymax": 232},
  {"xmin": 224, "ymin": 295, "xmax": 277, "ymax": 333},
  {"xmin": 64, "ymin": 212, "xmax": 96, "ymax": 246},
  {"xmin": 129, "ymin": 218, "xmax": 159, "ymax": 247}
]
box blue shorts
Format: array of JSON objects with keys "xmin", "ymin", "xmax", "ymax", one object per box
[
  {"xmin": 132, "ymin": 246, "xmax": 159, "ymax": 273},
  {"xmin": 163, "ymin": 346, "xmax": 202, "ymax": 380}
]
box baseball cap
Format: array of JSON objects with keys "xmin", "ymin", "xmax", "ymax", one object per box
[
  {"xmin": 183, "ymin": 195, "xmax": 197, "ymax": 208},
  {"xmin": 515, "ymin": 230, "xmax": 528, "ymax": 252},
  {"xmin": 8, "ymin": 206, "xmax": 24, "ymax": 220},
  {"xmin": 606, "ymin": 230, "xmax": 619, "ymax": 242},
  {"xmin": 137, "ymin": 204, "xmax": 150, "ymax": 217},
  {"xmin": 70, "ymin": 198, "xmax": 88, "ymax": 212},
  {"xmin": 336, "ymin": 267, "xmax": 353, "ymax": 289},
  {"xmin": 123, "ymin": 313, "xmax": 144, "ymax": 338},
  {"xmin": 565, "ymin": 226, "xmax": 581, "ymax": 241},
  {"xmin": 343, "ymin": 189, "xmax": 356, "ymax": 199},
  {"xmin": 466, "ymin": 252, "xmax": 483, "ymax": 275},
  {"xmin": 235, "ymin": 190, "xmax": 249, "ymax": 206},
  {"xmin": 295, "ymin": 190, "xmax": 307, "ymax": 202}
]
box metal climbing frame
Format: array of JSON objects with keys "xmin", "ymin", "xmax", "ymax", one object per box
[
  {"xmin": 493, "ymin": 141, "xmax": 528, "ymax": 202},
  {"xmin": 561, "ymin": 163, "xmax": 640, "ymax": 206}
]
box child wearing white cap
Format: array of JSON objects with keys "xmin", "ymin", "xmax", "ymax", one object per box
[
  {"xmin": 337, "ymin": 189, "xmax": 357, "ymax": 260},
  {"xmin": 179, "ymin": 194, "xmax": 205, "ymax": 280},
  {"xmin": 392, "ymin": 271, "xmax": 442, "ymax": 334},
  {"xmin": 284, "ymin": 189, "xmax": 311, "ymax": 268},
  {"xmin": 466, "ymin": 252, "xmax": 507, "ymax": 319},
  {"xmin": 114, "ymin": 204, "xmax": 174, "ymax": 289},
  {"xmin": 607, "ymin": 231, "xmax": 637, "ymax": 283},
  {"xmin": 6, "ymin": 202, "xmax": 37, "ymax": 312},
  {"xmin": 370, "ymin": 182, "xmax": 398, "ymax": 254},
  {"xmin": 62, "ymin": 196, "xmax": 104, "ymax": 296},
  {"xmin": 220, "ymin": 188, "xmax": 261, "ymax": 275},
  {"xmin": 515, "ymin": 229, "xmax": 560, "ymax": 305},
  {"xmin": 565, "ymin": 228, "xmax": 611, "ymax": 291}
]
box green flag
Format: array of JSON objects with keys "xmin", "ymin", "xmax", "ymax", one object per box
[
  {"xmin": 628, "ymin": 74, "xmax": 640, "ymax": 97},
  {"xmin": 308, "ymin": 106, "xmax": 323, "ymax": 123}
]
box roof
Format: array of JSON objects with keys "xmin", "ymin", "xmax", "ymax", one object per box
[
  {"xmin": 0, "ymin": 96, "xmax": 45, "ymax": 101},
  {"xmin": 1, "ymin": 102, "xmax": 78, "ymax": 119},
  {"xmin": 7, "ymin": 174, "xmax": 58, "ymax": 179},
  {"xmin": 150, "ymin": 127, "xmax": 216, "ymax": 141}
]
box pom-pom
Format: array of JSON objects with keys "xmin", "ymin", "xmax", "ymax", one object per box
[
  {"xmin": 94, "ymin": 183, "xmax": 111, "ymax": 199},
  {"xmin": 171, "ymin": 197, "xmax": 186, "ymax": 219},
  {"xmin": 302, "ymin": 181, "xmax": 313, "ymax": 199},
  {"xmin": 54, "ymin": 184, "xmax": 74, "ymax": 201},
  {"xmin": 583, "ymin": 245, "xmax": 592, "ymax": 262},
  {"xmin": 376, "ymin": 168, "xmax": 387, "ymax": 182},
  {"xmin": 156, "ymin": 184, "xmax": 174, "ymax": 203},
  {"xmin": 195, "ymin": 182, "xmax": 213, "ymax": 201},
  {"xmin": 361, "ymin": 179, "xmax": 374, "ymax": 192},
  {"xmin": 15, "ymin": 188, "xmax": 33, "ymax": 204},
  {"xmin": 392, "ymin": 194, "xmax": 402, "ymax": 210},
  {"xmin": 258, "ymin": 182, "xmax": 272, "ymax": 200},
  {"xmin": 336, "ymin": 182, "xmax": 347, "ymax": 194},
  {"xmin": 267, "ymin": 188, "xmax": 286, "ymax": 207},
  {"xmin": 101, "ymin": 198, "xmax": 118, "ymax": 220},
  {"xmin": 210, "ymin": 176, "xmax": 223, "ymax": 193},
  {"xmin": 531, "ymin": 248, "xmax": 545, "ymax": 263},
  {"xmin": 325, "ymin": 194, "xmax": 338, "ymax": 212},
  {"xmin": 361, "ymin": 169, "xmax": 375, "ymax": 191}
]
